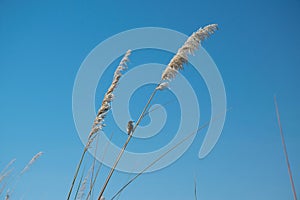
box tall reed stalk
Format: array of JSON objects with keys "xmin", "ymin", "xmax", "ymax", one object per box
[
  {"xmin": 274, "ymin": 96, "xmax": 298, "ymax": 200},
  {"xmin": 67, "ymin": 50, "xmax": 131, "ymax": 200},
  {"xmin": 20, "ymin": 152, "xmax": 43, "ymax": 175},
  {"xmin": 5, "ymin": 152, "xmax": 43, "ymax": 199},
  {"xmin": 97, "ymin": 24, "xmax": 218, "ymax": 200},
  {"xmin": 88, "ymin": 134, "xmax": 100, "ymax": 199},
  {"xmin": 74, "ymin": 167, "xmax": 85, "ymax": 200},
  {"xmin": 110, "ymin": 114, "xmax": 225, "ymax": 200},
  {"xmin": 86, "ymin": 132, "xmax": 115, "ymax": 200}
]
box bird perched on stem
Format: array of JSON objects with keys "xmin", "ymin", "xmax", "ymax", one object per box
[{"xmin": 127, "ymin": 121, "xmax": 134, "ymax": 135}]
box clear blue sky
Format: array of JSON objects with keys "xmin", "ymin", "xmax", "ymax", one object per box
[{"xmin": 1, "ymin": 0, "xmax": 300, "ymax": 199}]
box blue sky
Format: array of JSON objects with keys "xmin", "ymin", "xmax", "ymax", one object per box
[{"xmin": 1, "ymin": 0, "xmax": 300, "ymax": 199}]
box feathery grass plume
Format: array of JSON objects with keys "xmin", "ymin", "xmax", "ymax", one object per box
[
  {"xmin": 0, "ymin": 159, "xmax": 16, "ymax": 177},
  {"xmin": 5, "ymin": 150, "xmax": 48, "ymax": 199},
  {"xmin": 0, "ymin": 169, "xmax": 13, "ymax": 184},
  {"xmin": 97, "ymin": 25, "xmax": 218, "ymax": 199},
  {"xmin": 67, "ymin": 50, "xmax": 131, "ymax": 200},
  {"xmin": 88, "ymin": 49, "xmax": 132, "ymax": 145},
  {"xmin": 0, "ymin": 159, "xmax": 16, "ymax": 196},
  {"xmin": 20, "ymin": 152, "xmax": 43, "ymax": 175},
  {"xmin": 161, "ymin": 24, "xmax": 218, "ymax": 82}
]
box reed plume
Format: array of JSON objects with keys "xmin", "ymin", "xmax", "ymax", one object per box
[
  {"xmin": 0, "ymin": 169, "xmax": 13, "ymax": 184},
  {"xmin": 67, "ymin": 50, "xmax": 131, "ymax": 200},
  {"xmin": 88, "ymin": 49, "xmax": 132, "ymax": 143},
  {"xmin": 20, "ymin": 152, "xmax": 43, "ymax": 175},
  {"xmin": 161, "ymin": 24, "xmax": 218, "ymax": 81},
  {"xmin": 0, "ymin": 159, "xmax": 16, "ymax": 189},
  {"xmin": 0, "ymin": 159, "xmax": 16, "ymax": 177},
  {"xmin": 2, "ymin": 153, "xmax": 42, "ymax": 198},
  {"xmin": 0, "ymin": 159, "xmax": 16, "ymax": 194},
  {"xmin": 97, "ymin": 24, "xmax": 218, "ymax": 200},
  {"xmin": 0, "ymin": 169, "xmax": 12, "ymax": 196}
]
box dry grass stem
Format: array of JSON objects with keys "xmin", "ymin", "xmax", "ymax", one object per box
[
  {"xmin": 98, "ymin": 25, "xmax": 218, "ymax": 199},
  {"xmin": 110, "ymin": 120, "xmax": 212, "ymax": 200},
  {"xmin": 67, "ymin": 50, "xmax": 131, "ymax": 200},
  {"xmin": 98, "ymin": 87, "xmax": 159, "ymax": 199},
  {"xmin": 77, "ymin": 168, "xmax": 92, "ymax": 200},
  {"xmin": 89, "ymin": 134, "xmax": 100, "ymax": 199},
  {"xmin": 74, "ymin": 167, "xmax": 85, "ymax": 200},
  {"xmin": 274, "ymin": 96, "xmax": 298, "ymax": 200},
  {"xmin": 86, "ymin": 132, "xmax": 115, "ymax": 200},
  {"xmin": 110, "ymin": 109, "xmax": 228, "ymax": 200}
]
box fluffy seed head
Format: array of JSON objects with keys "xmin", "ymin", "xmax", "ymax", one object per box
[
  {"xmin": 161, "ymin": 24, "xmax": 218, "ymax": 81},
  {"xmin": 20, "ymin": 152, "xmax": 43, "ymax": 175},
  {"xmin": 88, "ymin": 50, "xmax": 131, "ymax": 140}
]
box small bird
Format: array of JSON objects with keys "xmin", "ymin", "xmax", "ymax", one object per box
[{"xmin": 127, "ymin": 120, "xmax": 134, "ymax": 135}]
